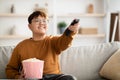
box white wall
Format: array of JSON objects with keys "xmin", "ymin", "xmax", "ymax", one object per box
[
  {"xmin": 0, "ymin": 0, "xmax": 105, "ymax": 35},
  {"xmin": 108, "ymin": 0, "xmax": 120, "ymax": 12},
  {"xmin": 0, "ymin": 0, "xmax": 54, "ymax": 35},
  {"xmin": 104, "ymin": 0, "xmax": 120, "ymax": 42},
  {"xmin": 0, "ymin": 0, "xmax": 107, "ymax": 45},
  {"xmin": 56, "ymin": 0, "xmax": 104, "ymax": 14},
  {"xmin": 55, "ymin": 0, "xmax": 105, "ymax": 34}
]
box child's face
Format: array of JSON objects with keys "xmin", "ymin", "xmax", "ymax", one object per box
[{"xmin": 29, "ymin": 15, "xmax": 48, "ymax": 35}]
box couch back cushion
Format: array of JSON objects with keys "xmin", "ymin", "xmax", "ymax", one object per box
[
  {"xmin": 0, "ymin": 46, "xmax": 15, "ymax": 78},
  {"xmin": 60, "ymin": 42, "xmax": 120, "ymax": 80}
]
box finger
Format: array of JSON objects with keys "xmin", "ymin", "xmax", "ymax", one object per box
[
  {"xmin": 71, "ymin": 25, "xmax": 79, "ymax": 30},
  {"xmin": 21, "ymin": 69, "xmax": 25, "ymax": 78}
]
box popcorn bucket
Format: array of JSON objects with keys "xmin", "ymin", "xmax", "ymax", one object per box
[{"xmin": 22, "ymin": 58, "xmax": 44, "ymax": 79}]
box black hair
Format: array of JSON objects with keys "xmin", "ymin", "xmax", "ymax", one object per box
[{"xmin": 28, "ymin": 11, "xmax": 47, "ymax": 24}]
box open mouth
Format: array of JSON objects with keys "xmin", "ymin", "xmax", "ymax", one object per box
[{"xmin": 38, "ymin": 26, "xmax": 46, "ymax": 30}]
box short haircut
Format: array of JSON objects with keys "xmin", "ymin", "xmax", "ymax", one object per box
[{"xmin": 28, "ymin": 11, "xmax": 48, "ymax": 24}]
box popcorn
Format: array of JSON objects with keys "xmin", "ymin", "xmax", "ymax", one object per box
[{"xmin": 22, "ymin": 58, "xmax": 43, "ymax": 62}]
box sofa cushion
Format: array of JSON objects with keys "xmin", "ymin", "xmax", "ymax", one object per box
[
  {"xmin": 0, "ymin": 46, "xmax": 15, "ymax": 78},
  {"xmin": 99, "ymin": 49, "xmax": 120, "ymax": 80},
  {"xmin": 60, "ymin": 42, "xmax": 120, "ymax": 80}
]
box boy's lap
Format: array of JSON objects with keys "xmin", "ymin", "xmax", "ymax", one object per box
[{"xmin": 40, "ymin": 74, "xmax": 75, "ymax": 80}]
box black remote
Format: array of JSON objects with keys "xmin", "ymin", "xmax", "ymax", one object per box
[{"xmin": 70, "ymin": 19, "xmax": 79, "ymax": 25}]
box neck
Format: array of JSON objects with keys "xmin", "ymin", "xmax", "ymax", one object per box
[{"xmin": 32, "ymin": 34, "xmax": 46, "ymax": 41}]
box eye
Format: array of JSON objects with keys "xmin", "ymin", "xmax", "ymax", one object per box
[
  {"xmin": 35, "ymin": 19, "xmax": 39, "ymax": 22},
  {"xmin": 43, "ymin": 20, "xmax": 47, "ymax": 23}
]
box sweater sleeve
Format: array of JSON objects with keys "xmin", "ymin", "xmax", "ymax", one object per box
[
  {"xmin": 5, "ymin": 45, "xmax": 21, "ymax": 79},
  {"xmin": 51, "ymin": 28, "xmax": 76, "ymax": 53}
]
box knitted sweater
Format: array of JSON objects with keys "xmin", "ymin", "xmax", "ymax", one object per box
[{"xmin": 6, "ymin": 29, "xmax": 76, "ymax": 79}]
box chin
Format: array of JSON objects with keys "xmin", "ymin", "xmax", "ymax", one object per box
[{"xmin": 40, "ymin": 32, "xmax": 46, "ymax": 35}]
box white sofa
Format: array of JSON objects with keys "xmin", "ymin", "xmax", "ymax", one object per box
[{"xmin": 0, "ymin": 42, "xmax": 120, "ymax": 79}]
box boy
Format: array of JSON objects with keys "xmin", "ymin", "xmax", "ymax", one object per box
[{"xmin": 6, "ymin": 10, "xmax": 79, "ymax": 80}]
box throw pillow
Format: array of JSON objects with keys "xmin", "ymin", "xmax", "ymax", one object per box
[{"xmin": 99, "ymin": 49, "xmax": 120, "ymax": 80}]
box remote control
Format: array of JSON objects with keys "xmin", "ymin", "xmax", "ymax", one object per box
[{"xmin": 70, "ymin": 19, "xmax": 79, "ymax": 25}]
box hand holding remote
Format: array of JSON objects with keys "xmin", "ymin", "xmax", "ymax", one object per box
[
  {"xmin": 66, "ymin": 19, "xmax": 80, "ymax": 36},
  {"xmin": 68, "ymin": 19, "xmax": 80, "ymax": 32}
]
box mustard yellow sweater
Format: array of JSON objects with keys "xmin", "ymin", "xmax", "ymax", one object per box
[{"xmin": 6, "ymin": 29, "xmax": 76, "ymax": 79}]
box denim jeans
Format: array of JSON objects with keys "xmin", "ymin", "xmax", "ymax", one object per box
[{"xmin": 40, "ymin": 74, "xmax": 75, "ymax": 80}]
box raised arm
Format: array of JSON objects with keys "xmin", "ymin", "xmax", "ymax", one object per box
[{"xmin": 51, "ymin": 19, "xmax": 80, "ymax": 53}]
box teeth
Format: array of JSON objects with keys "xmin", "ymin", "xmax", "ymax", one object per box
[{"xmin": 38, "ymin": 27, "xmax": 44, "ymax": 29}]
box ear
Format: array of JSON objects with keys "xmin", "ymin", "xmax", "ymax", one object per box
[{"xmin": 28, "ymin": 24, "xmax": 31, "ymax": 30}]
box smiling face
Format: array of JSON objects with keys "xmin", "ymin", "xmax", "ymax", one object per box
[
  {"xmin": 28, "ymin": 15, "xmax": 48, "ymax": 35},
  {"xmin": 28, "ymin": 11, "xmax": 48, "ymax": 36}
]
